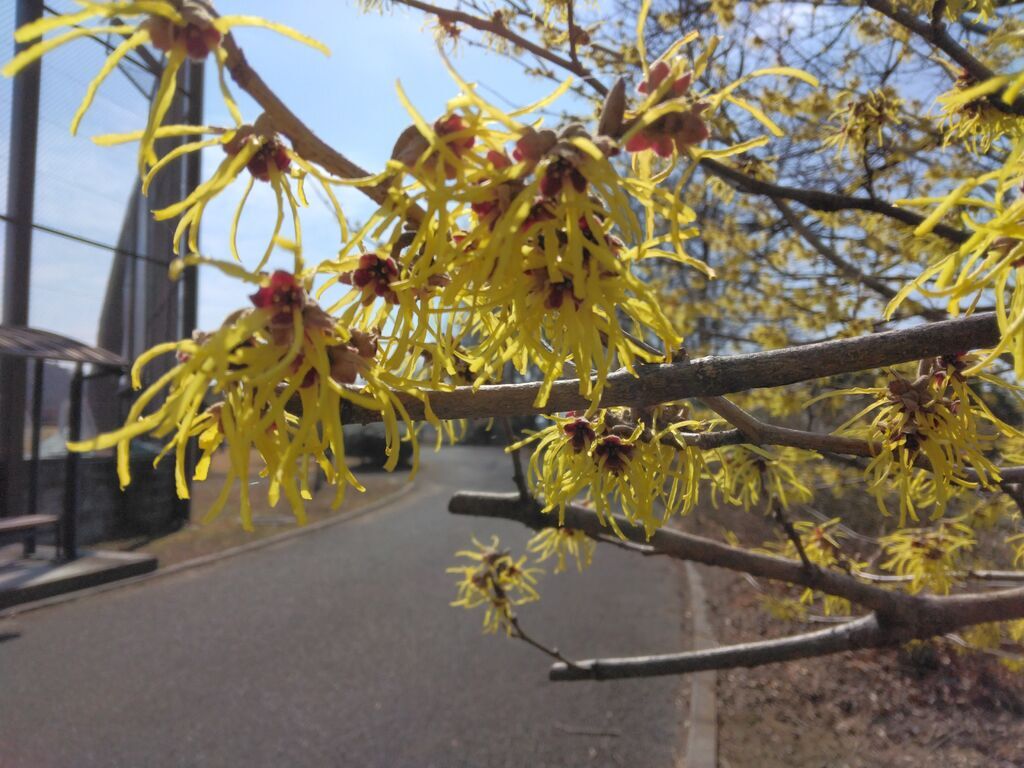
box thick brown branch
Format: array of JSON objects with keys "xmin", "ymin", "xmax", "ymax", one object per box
[
  {"xmin": 343, "ymin": 313, "xmax": 999, "ymax": 423},
  {"xmin": 448, "ymin": 491, "xmax": 908, "ymax": 614},
  {"xmin": 451, "ymin": 492, "xmax": 1024, "ymax": 680}
]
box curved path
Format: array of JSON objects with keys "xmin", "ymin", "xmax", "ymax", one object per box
[{"xmin": 0, "ymin": 446, "xmax": 689, "ymax": 767}]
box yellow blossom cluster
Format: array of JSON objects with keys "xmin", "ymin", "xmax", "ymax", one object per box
[
  {"xmin": 880, "ymin": 520, "xmax": 976, "ymax": 595},
  {"xmin": 513, "ymin": 407, "xmax": 705, "ymax": 538},
  {"xmin": 892, "ymin": 68, "xmax": 1024, "ymax": 377},
  {"xmin": 817, "ymin": 356, "xmax": 1018, "ymax": 523},
  {"xmin": 8, "ymin": 4, "xmax": 795, "ymax": 529},
  {"xmin": 448, "ymin": 537, "xmax": 542, "ymax": 634},
  {"xmin": 709, "ymin": 444, "xmax": 816, "ymax": 512}
]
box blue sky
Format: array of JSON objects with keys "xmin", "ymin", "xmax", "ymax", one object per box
[
  {"xmin": 196, "ymin": 0, "xmax": 567, "ymax": 329},
  {"xmin": 8, "ymin": 0, "xmax": 576, "ymax": 344}
]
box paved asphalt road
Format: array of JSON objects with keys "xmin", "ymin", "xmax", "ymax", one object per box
[{"xmin": 0, "ymin": 446, "xmax": 690, "ymax": 768}]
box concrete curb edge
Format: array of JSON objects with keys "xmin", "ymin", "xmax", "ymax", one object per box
[{"xmin": 684, "ymin": 562, "xmax": 719, "ymax": 768}]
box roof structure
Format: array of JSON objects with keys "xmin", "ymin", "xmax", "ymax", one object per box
[{"xmin": 0, "ymin": 325, "xmax": 127, "ymax": 369}]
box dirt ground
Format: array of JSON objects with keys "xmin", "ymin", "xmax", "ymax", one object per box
[
  {"xmin": 687, "ymin": 507, "xmax": 1024, "ymax": 768},
  {"xmin": 95, "ymin": 449, "xmax": 411, "ymax": 567}
]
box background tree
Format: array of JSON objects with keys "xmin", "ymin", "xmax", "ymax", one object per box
[{"xmin": 6, "ymin": 0, "xmax": 1024, "ymax": 682}]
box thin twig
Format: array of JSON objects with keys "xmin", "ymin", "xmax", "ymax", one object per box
[
  {"xmin": 391, "ymin": 0, "xmax": 608, "ymax": 96},
  {"xmin": 502, "ymin": 416, "xmax": 530, "ymax": 500},
  {"xmin": 509, "ymin": 616, "xmax": 582, "ymax": 669},
  {"xmin": 761, "ymin": 472, "xmax": 814, "ymax": 570}
]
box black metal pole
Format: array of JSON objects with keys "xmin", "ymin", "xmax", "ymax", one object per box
[
  {"xmin": 176, "ymin": 59, "xmax": 204, "ymax": 525},
  {"xmin": 27, "ymin": 357, "xmax": 43, "ymax": 519},
  {"xmin": 181, "ymin": 59, "xmax": 203, "ymax": 338},
  {"xmin": 0, "ymin": 0, "xmax": 44, "ymax": 518},
  {"xmin": 62, "ymin": 364, "xmax": 83, "ymax": 561}
]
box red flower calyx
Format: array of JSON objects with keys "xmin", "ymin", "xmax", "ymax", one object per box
[
  {"xmin": 339, "ymin": 253, "xmax": 401, "ymax": 305},
  {"xmin": 564, "ymin": 418, "xmax": 597, "ymax": 452},
  {"xmin": 146, "ymin": 7, "xmax": 222, "ymax": 62},
  {"xmin": 593, "ymin": 434, "xmax": 635, "ymax": 474},
  {"xmin": 224, "ymin": 125, "xmax": 291, "ymax": 182},
  {"xmin": 250, "ymin": 270, "xmax": 305, "ymax": 322}
]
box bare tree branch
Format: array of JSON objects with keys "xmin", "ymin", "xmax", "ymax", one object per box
[
  {"xmin": 448, "ymin": 491, "xmax": 909, "ymax": 614},
  {"xmin": 341, "ymin": 313, "xmax": 999, "ymax": 423},
  {"xmin": 391, "ymin": 0, "xmax": 609, "ymax": 96},
  {"xmin": 450, "ymin": 492, "xmax": 1024, "ymax": 680},
  {"xmin": 863, "ymin": 0, "xmax": 1024, "ymax": 116},
  {"xmin": 702, "ymin": 158, "xmax": 969, "ymax": 244},
  {"xmin": 772, "ymin": 197, "xmax": 946, "ymax": 319},
  {"xmin": 502, "ymin": 416, "xmax": 531, "ymax": 500},
  {"xmin": 549, "ymin": 615, "xmax": 887, "ymax": 680}
]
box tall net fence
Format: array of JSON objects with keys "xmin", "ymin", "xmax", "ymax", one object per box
[{"xmin": 0, "ymin": 1, "xmax": 203, "ymax": 540}]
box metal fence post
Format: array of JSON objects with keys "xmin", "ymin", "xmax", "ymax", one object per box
[
  {"xmin": 27, "ymin": 357, "xmax": 43, "ymax": 518},
  {"xmin": 0, "ymin": 0, "xmax": 44, "ymax": 518},
  {"xmin": 61, "ymin": 363, "xmax": 83, "ymax": 561},
  {"xmin": 176, "ymin": 59, "xmax": 204, "ymax": 525}
]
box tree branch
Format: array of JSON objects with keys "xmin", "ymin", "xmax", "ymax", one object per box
[
  {"xmin": 450, "ymin": 492, "xmax": 1024, "ymax": 680},
  {"xmin": 502, "ymin": 416, "xmax": 530, "ymax": 500},
  {"xmin": 671, "ymin": 402, "xmax": 1024, "ymax": 483},
  {"xmin": 701, "ymin": 158, "xmax": 969, "ymax": 244},
  {"xmin": 772, "ymin": 197, "xmax": 945, "ymax": 319},
  {"xmin": 391, "ymin": 0, "xmax": 609, "ymax": 96},
  {"xmin": 863, "ymin": 0, "xmax": 1024, "ymax": 116},
  {"xmin": 341, "ymin": 313, "xmax": 999, "ymax": 423},
  {"xmin": 448, "ymin": 491, "xmax": 909, "ymax": 614},
  {"xmin": 549, "ymin": 615, "xmax": 887, "ymax": 680}
]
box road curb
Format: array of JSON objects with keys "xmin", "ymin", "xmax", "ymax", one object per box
[
  {"xmin": 0, "ymin": 480, "xmax": 417, "ymax": 618},
  {"xmin": 684, "ymin": 562, "xmax": 718, "ymax": 768}
]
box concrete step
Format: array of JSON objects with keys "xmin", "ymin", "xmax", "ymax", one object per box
[{"xmin": 0, "ymin": 545, "xmax": 157, "ymax": 610}]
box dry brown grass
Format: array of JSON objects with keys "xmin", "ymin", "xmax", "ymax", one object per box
[{"xmin": 95, "ymin": 449, "xmax": 411, "ymax": 568}]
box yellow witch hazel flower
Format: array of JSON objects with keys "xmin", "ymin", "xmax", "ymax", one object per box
[
  {"xmin": 527, "ymin": 527, "xmax": 596, "ymax": 574},
  {"xmin": 958, "ymin": 620, "xmax": 1024, "ymax": 672},
  {"xmin": 890, "ymin": 72, "xmax": 1024, "ymax": 376},
  {"xmin": 2, "ymin": 1, "xmax": 328, "ymax": 171},
  {"xmin": 709, "ymin": 444, "xmax": 816, "ymax": 512},
  {"xmin": 68, "ymin": 254, "xmax": 424, "ymax": 530},
  {"xmin": 513, "ymin": 407, "xmax": 705, "ymax": 539},
  {"xmin": 936, "ymin": 68, "xmax": 1024, "ymax": 153},
  {"xmin": 315, "ymin": 238, "xmax": 459, "ymax": 392},
  {"xmin": 448, "ymin": 536, "xmax": 542, "ymax": 634},
  {"xmin": 96, "ymin": 115, "xmax": 349, "ymax": 269},
  {"xmin": 326, "ymin": 30, "xmax": 812, "ymax": 409},
  {"xmin": 815, "ymin": 356, "xmax": 1015, "ymax": 524},
  {"xmin": 822, "ymin": 87, "xmax": 904, "ymax": 158},
  {"xmin": 880, "ymin": 520, "xmax": 976, "ymax": 595},
  {"xmin": 622, "ymin": 11, "xmax": 817, "ymax": 167},
  {"xmin": 333, "ymin": 57, "xmax": 713, "ymax": 407},
  {"xmin": 762, "ymin": 518, "xmax": 861, "ymax": 616}
]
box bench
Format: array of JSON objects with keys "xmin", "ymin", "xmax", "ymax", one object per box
[{"xmin": 0, "ymin": 515, "xmax": 59, "ymax": 557}]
